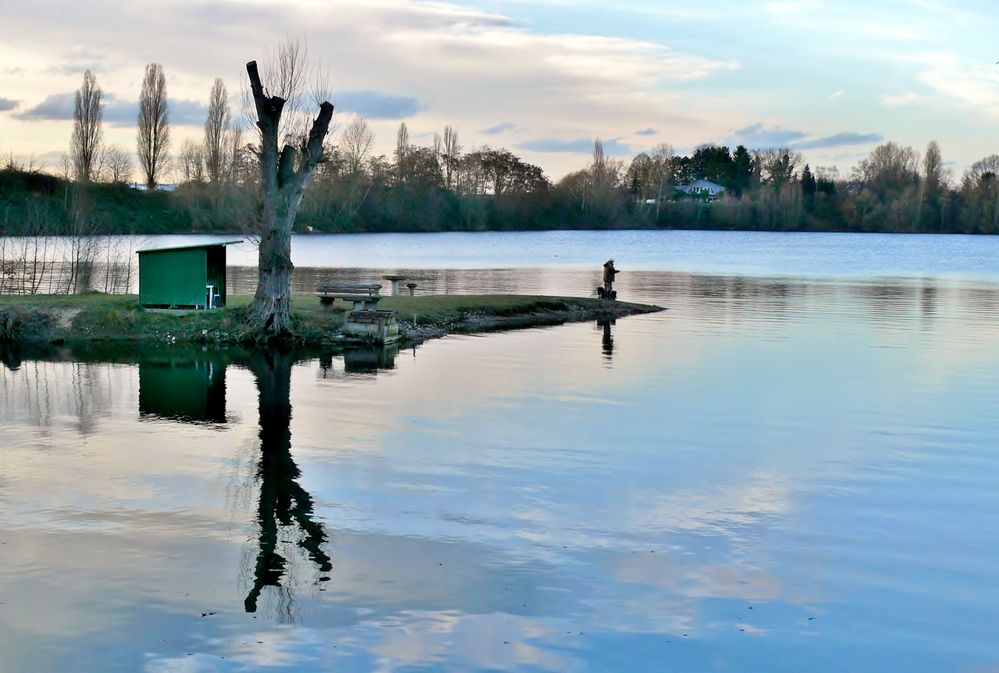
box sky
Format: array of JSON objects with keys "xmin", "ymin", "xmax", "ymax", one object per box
[{"xmin": 1, "ymin": 0, "xmax": 998, "ymax": 182}]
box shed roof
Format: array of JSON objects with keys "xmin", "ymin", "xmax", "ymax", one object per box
[{"xmin": 137, "ymin": 240, "xmax": 244, "ymax": 255}]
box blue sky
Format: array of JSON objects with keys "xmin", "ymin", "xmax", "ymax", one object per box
[{"xmin": 1, "ymin": 0, "xmax": 997, "ymax": 180}]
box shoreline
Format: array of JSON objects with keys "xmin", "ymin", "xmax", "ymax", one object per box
[{"xmin": 0, "ymin": 293, "xmax": 664, "ymax": 348}]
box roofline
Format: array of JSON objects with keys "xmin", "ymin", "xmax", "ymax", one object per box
[{"xmin": 137, "ymin": 240, "xmax": 244, "ymax": 254}]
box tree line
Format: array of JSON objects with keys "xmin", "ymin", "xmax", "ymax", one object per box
[{"xmin": 6, "ymin": 64, "xmax": 999, "ymax": 235}]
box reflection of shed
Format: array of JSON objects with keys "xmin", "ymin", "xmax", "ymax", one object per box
[
  {"xmin": 139, "ymin": 356, "xmax": 226, "ymax": 424},
  {"xmin": 137, "ymin": 241, "xmax": 242, "ymax": 309}
]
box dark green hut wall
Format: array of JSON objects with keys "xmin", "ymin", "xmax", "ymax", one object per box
[
  {"xmin": 139, "ymin": 248, "xmax": 208, "ymax": 307},
  {"xmin": 206, "ymin": 246, "xmax": 227, "ymax": 307}
]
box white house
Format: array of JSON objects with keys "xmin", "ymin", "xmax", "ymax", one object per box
[
  {"xmin": 675, "ymin": 179, "xmax": 725, "ymax": 201},
  {"xmin": 130, "ymin": 182, "xmax": 178, "ymax": 192}
]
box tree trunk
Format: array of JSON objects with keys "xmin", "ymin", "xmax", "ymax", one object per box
[
  {"xmin": 253, "ymin": 227, "xmax": 294, "ymax": 333},
  {"xmin": 246, "ymin": 59, "xmax": 334, "ymax": 338}
]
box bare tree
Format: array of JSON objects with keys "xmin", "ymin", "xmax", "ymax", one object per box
[
  {"xmin": 103, "ymin": 145, "xmax": 133, "ymax": 184},
  {"xmin": 962, "ymin": 154, "xmax": 999, "ymax": 189},
  {"xmin": 853, "ymin": 142, "xmax": 918, "ymax": 195},
  {"xmin": 241, "ymin": 38, "xmax": 317, "ymax": 146},
  {"xmin": 71, "ymin": 70, "xmax": 104, "ymax": 182},
  {"xmin": 961, "ymin": 154, "xmax": 999, "ymax": 231},
  {"xmin": 649, "ymin": 142, "xmax": 674, "ymax": 217},
  {"xmin": 557, "ymin": 169, "xmax": 590, "ymax": 212},
  {"xmin": 178, "ymin": 139, "xmax": 205, "ymax": 183},
  {"xmin": 923, "ymin": 140, "xmax": 945, "ymax": 196},
  {"xmin": 916, "ymin": 140, "xmax": 946, "ymax": 229},
  {"xmin": 340, "ymin": 117, "xmax": 373, "ymax": 175},
  {"xmin": 204, "ymin": 77, "xmax": 232, "ymax": 187},
  {"xmin": 589, "ymin": 139, "xmax": 622, "ymax": 204},
  {"xmin": 395, "ymin": 122, "xmax": 410, "ymax": 185},
  {"xmin": 245, "ymin": 55, "xmax": 334, "ymax": 335},
  {"xmin": 754, "ymin": 147, "xmax": 803, "ymax": 188},
  {"xmin": 137, "ymin": 63, "xmax": 170, "ymax": 189},
  {"xmin": 225, "ymin": 126, "xmax": 246, "ymax": 184},
  {"xmin": 441, "ymin": 125, "xmax": 461, "ymax": 190}
]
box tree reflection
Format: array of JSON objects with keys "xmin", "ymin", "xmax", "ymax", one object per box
[{"xmin": 244, "ymin": 350, "xmax": 332, "ymax": 614}]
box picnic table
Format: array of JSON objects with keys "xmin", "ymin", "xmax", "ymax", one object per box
[{"xmin": 315, "ymin": 283, "xmax": 382, "ymax": 312}]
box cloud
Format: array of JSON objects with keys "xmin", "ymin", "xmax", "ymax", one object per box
[
  {"xmin": 43, "ymin": 47, "xmax": 106, "ymax": 76},
  {"xmin": 106, "ymin": 98, "xmax": 207, "ymax": 127},
  {"xmin": 829, "ymin": 90, "xmax": 845, "ymax": 100},
  {"xmin": 0, "ymin": 0, "xmax": 740, "ymax": 178},
  {"xmin": 46, "ymin": 62, "xmax": 105, "ymax": 76},
  {"xmin": 481, "ymin": 122, "xmax": 517, "ymax": 135},
  {"xmin": 902, "ymin": 52, "xmax": 999, "ymax": 116},
  {"xmin": 881, "ymin": 92, "xmax": 920, "ymax": 107},
  {"xmin": 335, "ymin": 89, "xmax": 422, "ymax": 119},
  {"xmin": 635, "ymin": 128, "xmax": 657, "ymax": 136},
  {"xmin": 102, "ymin": 100, "xmax": 135, "ymax": 126},
  {"xmin": 15, "ymin": 92, "xmax": 74, "ymax": 120},
  {"xmin": 0, "ymin": 98, "xmax": 18, "ymax": 112},
  {"xmin": 517, "ymin": 137, "xmax": 631, "ymax": 155},
  {"xmin": 16, "ymin": 91, "xmax": 207, "ymax": 127},
  {"xmin": 793, "ymin": 132, "xmax": 883, "ymax": 150},
  {"xmin": 730, "ymin": 123, "xmax": 808, "ymax": 147},
  {"xmin": 728, "ymin": 123, "xmax": 881, "ymax": 151}
]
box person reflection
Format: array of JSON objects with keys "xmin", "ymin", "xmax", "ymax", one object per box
[
  {"xmin": 921, "ymin": 283, "xmax": 938, "ymax": 324},
  {"xmin": 245, "ymin": 350, "xmax": 332, "ymax": 614},
  {"xmin": 598, "ymin": 318, "xmax": 615, "ymax": 361}
]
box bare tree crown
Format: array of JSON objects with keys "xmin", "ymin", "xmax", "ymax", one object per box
[
  {"xmin": 71, "ymin": 70, "xmax": 104, "ymax": 182},
  {"xmin": 137, "ymin": 63, "xmax": 170, "ymax": 189}
]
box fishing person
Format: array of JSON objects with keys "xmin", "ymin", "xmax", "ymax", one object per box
[{"xmin": 600, "ymin": 259, "xmax": 620, "ymax": 299}]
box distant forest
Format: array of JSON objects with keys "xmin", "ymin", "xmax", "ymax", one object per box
[
  {"xmin": 3, "ymin": 63, "xmax": 999, "ymax": 236},
  {"xmin": 5, "ymin": 132, "xmax": 999, "ymax": 236}
]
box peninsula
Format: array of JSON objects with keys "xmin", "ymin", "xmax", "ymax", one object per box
[{"xmin": 0, "ymin": 293, "xmax": 663, "ymax": 347}]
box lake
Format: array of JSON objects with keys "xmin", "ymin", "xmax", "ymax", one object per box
[
  {"xmin": 6, "ymin": 229, "xmax": 999, "ymax": 296},
  {"xmin": 2, "ymin": 230, "xmax": 999, "ymax": 672}
]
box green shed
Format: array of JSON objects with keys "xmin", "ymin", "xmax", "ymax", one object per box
[{"xmin": 138, "ymin": 240, "xmax": 242, "ymax": 309}]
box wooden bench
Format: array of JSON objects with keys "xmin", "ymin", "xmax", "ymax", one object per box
[{"xmin": 316, "ymin": 283, "xmax": 383, "ymax": 312}]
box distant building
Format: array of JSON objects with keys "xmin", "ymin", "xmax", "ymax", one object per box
[
  {"xmin": 130, "ymin": 182, "xmax": 178, "ymax": 192},
  {"xmin": 675, "ymin": 179, "xmax": 725, "ymax": 201}
]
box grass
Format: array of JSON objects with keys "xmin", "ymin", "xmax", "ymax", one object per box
[{"xmin": 0, "ymin": 292, "xmax": 659, "ymax": 345}]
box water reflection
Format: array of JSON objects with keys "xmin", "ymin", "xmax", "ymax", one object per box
[
  {"xmin": 138, "ymin": 352, "xmax": 227, "ymax": 424},
  {"xmin": 318, "ymin": 344, "xmax": 399, "ymax": 379},
  {"xmin": 598, "ymin": 318, "xmax": 615, "ymax": 362},
  {"xmin": 1, "ymin": 343, "xmax": 21, "ymax": 371},
  {"xmin": 244, "ymin": 350, "xmax": 333, "ymax": 615},
  {"xmin": 4, "ymin": 269, "xmax": 999, "ymax": 672}
]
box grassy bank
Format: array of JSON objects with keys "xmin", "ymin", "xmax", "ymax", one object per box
[{"xmin": 0, "ymin": 292, "xmax": 662, "ymax": 346}]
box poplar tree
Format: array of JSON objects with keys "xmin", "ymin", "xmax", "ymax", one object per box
[
  {"xmin": 71, "ymin": 70, "xmax": 103, "ymax": 182},
  {"xmin": 137, "ymin": 63, "xmax": 170, "ymax": 189}
]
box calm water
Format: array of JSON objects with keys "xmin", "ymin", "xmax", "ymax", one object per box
[
  {"xmin": 7, "ymin": 229, "xmax": 999, "ymax": 296},
  {"xmin": 3, "ymin": 232, "xmax": 999, "ymax": 672}
]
